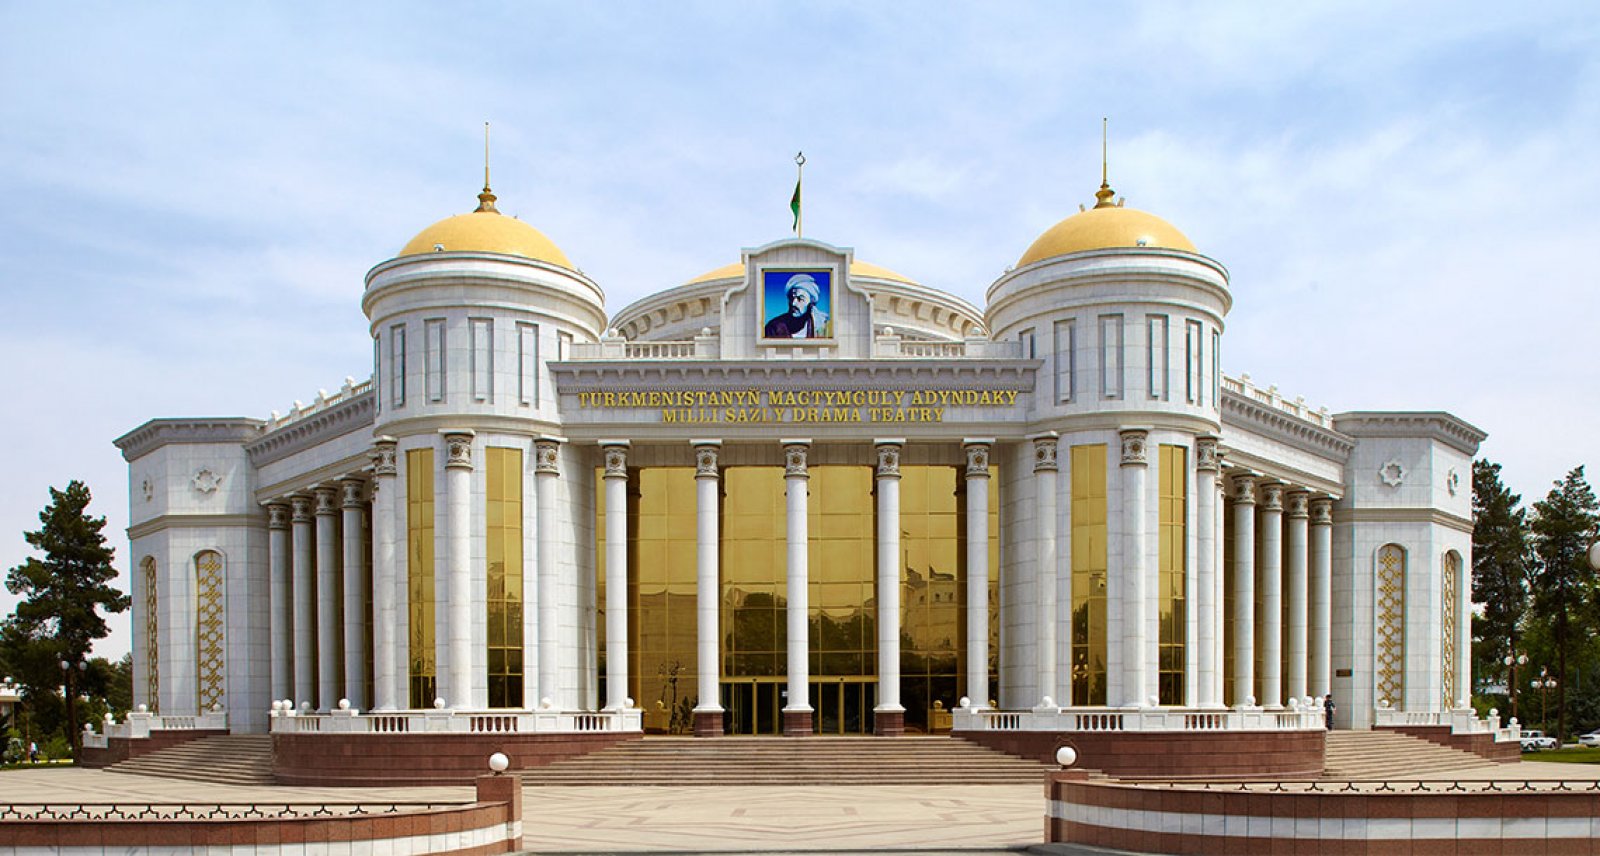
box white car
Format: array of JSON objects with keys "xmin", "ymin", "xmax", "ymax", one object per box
[
  {"xmin": 1521, "ymin": 730, "xmax": 1558, "ymax": 751},
  {"xmin": 1578, "ymin": 731, "xmax": 1600, "ymax": 748}
]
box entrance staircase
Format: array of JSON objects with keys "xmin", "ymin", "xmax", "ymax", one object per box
[
  {"xmin": 104, "ymin": 734, "xmax": 276, "ymax": 786},
  {"xmin": 520, "ymin": 735, "xmax": 1055, "ymax": 786},
  {"xmin": 1322, "ymin": 730, "xmax": 1498, "ymax": 780}
]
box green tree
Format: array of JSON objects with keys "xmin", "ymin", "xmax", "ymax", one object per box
[
  {"xmin": 1471, "ymin": 460, "xmax": 1532, "ymax": 714},
  {"xmin": 1529, "ymin": 467, "xmax": 1599, "ymax": 743},
  {"xmin": 3, "ymin": 481, "xmax": 130, "ymax": 755}
]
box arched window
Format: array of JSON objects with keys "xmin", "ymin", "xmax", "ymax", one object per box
[
  {"xmin": 194, "ymin": 550, "xmax": 226, "ymax": 712},
  {"xmin": 1376, "ymin": 544, "xmax": 1407, "ymax": 708},
  {"xmin": 141, "ymin": 556, "xmax": 159, "ymax": 712}
]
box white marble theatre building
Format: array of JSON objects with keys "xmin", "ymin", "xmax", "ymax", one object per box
[{"xmin": 116, "ymin": 173, "xmax": 1482, "ymax": 739}]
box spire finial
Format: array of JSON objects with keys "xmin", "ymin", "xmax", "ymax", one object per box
[
  {"xmin": 1094, "ymin": 117, "xmax": 1115, "ymax": 209},
  {"xmin": 476, "ymin": 121, "xmax": 499, "ymax": 213}
]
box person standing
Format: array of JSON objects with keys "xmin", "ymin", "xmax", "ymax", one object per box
[{"xmin": 1323, "ymin": 694, "xmax": 1336, "ymax": 730}]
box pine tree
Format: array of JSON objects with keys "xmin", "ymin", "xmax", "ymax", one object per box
[
  {"xmin": 3, "ymin": 480, "xmax": 130, "ymax": 754},
  {"xmin": 1529, "ymin": 467, "xmax": 1599, "ymax": 743},
  {"xmin": 1472, "ymin": 460, "xmax": 1531, "ymax": 716}
]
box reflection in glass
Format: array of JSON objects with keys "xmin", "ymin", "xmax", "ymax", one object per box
[
  {"xmin": 485, "ymin": 447, "xmax": 524, "ymax": 708},
  {"xmin": 1158, "ymin": 445, "xmax": 1187, "ymax": 705},
  {"xmin": 406, "ymin": 448, "xmax": 437, "ymax": 708},
  {"xmin": 1071, "ymin": 445, "xmax": 1108, "ymax": 706}
]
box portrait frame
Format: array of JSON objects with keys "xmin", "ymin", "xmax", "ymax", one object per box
[{"xmin": 759, "ymin": 268, "xmax": 835, "ymax": 344}]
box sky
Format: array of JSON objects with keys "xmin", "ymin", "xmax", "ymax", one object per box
[{"xmin": 1, "ymin": 3, "xmax": 1597, "ymax": 661}]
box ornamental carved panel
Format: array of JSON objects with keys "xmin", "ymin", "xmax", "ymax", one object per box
[
  {"xmin": 603, "ymin": 444, "xmax": 628, "ymax": 479},
  {"xmin": 1310, "ymin": 498, "xmax": 1334, "ymax": 525},
  {"xmin": 1195, "ymin": 437, "xmax": 1220, "ymax": 472},
  {"xmin": 444, "ymin": 433, "xmax": 474, "ymax": 470},
  {"xmin": 1286, "ymin": 490, "xmax": 1310, "ymax": 519},
  {"xmin": 1231, "ymin": 474, "xmax": 1258, "ymax": 505},
  {"xmin": 1119, "ymin": 429, "xmax": 1148, "ymax": 467},
  {"xmin": 267, "ymin": 503, "xmax": 290, "ymax": 530},
  {"xmin": 695, "ymin": 444, "xmax": 721, "ymax": 478},
  {"xmin": 534, "ymin": 440, "xmax": 561, "ymax": 475},
  {"xmin": 142, "ymin": 556, "xmax": 159, "ymax": 712},
  {"xmin": 1376, "ymin": 544, "xmax": 1407, "ymax": 708},
  {"xmin": 1260, "ymin": 483, "xmax": 1284, "ymax": 512},
  {"xmin": 1032, "ymin": 437, "xmax": 1058, "ymax": 473},
  {"xmin": 341, "ymin": 479, "xmax": 365, "ymax": 508},
  {"xmin": 370, "ymin": 440, "xmax": 398, "ymax": 477},
  {"xmin": 1442, "ymin": 551, "xmax": 1460, "ymax": 708},
  {"xmin": 964, "ymin": 442, "xmax": 990, "ymax": 478},
  {"xmin": 784, "ymin": 442, "xmax": 809, "ymax": 478},
  {"xmin": 291, "ymin": 496, "xmax": 313, "ymax": 523},
  {"xmin": 195, "ymin": 550, "xmax": 226, "ymax": 712},
  {"xmin": 314, "ymin": 487, "xmax": 338, "ymax": 516},
  {"xmin": 875, "ymin": 443, "xmax": 902, "ymax": 478}
]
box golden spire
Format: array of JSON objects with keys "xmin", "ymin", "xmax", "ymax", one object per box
[
  {"xmin": 476, "ymin": 121, "xmax": 499, "ymax": 213},
  {"xmin": 1093, "ymin": 117, "xmax": 1115, "ymax": 209}
]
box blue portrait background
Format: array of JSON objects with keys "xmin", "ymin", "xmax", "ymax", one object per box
[{"xmin": 762, "ymin": 269, "xmax": 832, "ymax": 325}]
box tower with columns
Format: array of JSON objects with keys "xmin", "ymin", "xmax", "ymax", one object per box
[{"xmin": 116, "ymin": 169, "xmax": 1481, "ymax": 738}]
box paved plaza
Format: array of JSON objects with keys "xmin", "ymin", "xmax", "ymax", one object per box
[{"xmin": 5, "ymin": 760, "xmax": 1600, "ymax": 853}]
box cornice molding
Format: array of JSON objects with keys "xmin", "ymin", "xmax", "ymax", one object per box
[
  {"xmin": 549, "ymin": 359, "xmax": 1037, "ymax": 393},
  {"xmin": 128, "ymin": 512, "xmax": 265, "ymax": 540},
  {"xmin": 114, "ymin": 419, "xmax": 265, "ymax": 462},
  {"xmin": 245, "ymin": 391, "xmax": 376, "ymax": 467},
  {"xmin": 1333, "ymin": 505, "xmax": 1473, "ymax": 534},
  {"xmin": 1222, "ymin": 389, "xmax": 1355, "ymax": 460},
  {"xmin": 1331, "ymin": 411, "xmax": 1487, "ymax": 457}
]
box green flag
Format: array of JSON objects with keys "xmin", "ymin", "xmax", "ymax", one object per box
[{"xmin": 790, "ymin": 179, "xmax": 801, "ymax": 232}]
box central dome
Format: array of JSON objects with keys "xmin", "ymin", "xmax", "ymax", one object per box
[
  {"xmin": 1017, "ymin": 184, "xmax": 1195, "ymax": 267},
  {"xmin": 399, "ymin": 187, "xmax": 573, "ymax": 269}
]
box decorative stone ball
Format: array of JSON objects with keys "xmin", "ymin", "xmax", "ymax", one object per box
[
  {"xmin": 540, "ymin": 697, "xmax": 554, "ymax": 710},
  {"xmin": 1289, "ymin": 698, "xmax": 1301, "ymax": 711},
  {"xmin": 489, "ymin": 752, "xmax": 510, "ymax": 774},
  {"xmin": 137, "ymin": 704, "xmax": 148, "ymax": 713},
  {"xmin": 1055, "ymin": 746, "xmax": 1078, "ymax": 768},
  {"xmin": 1041, "ymin": 696, "xmax": 1054, "ymax": 708},
  {"xmin": 271, "ymin": 700, "xmax": 282, "ymax": 713},
  {"xmin": 84, "ymin": 723, "xmax": 94, "ymax": 733},
  {"xmin": 1378, "ymin": 698, "xmax": 1390, "ymax": 709},
  {"xmin": 104, "ymin": 713, "xmax": 115, "ymax": 723},
  {"xmin": 1489, "ymin": 708, "xmax": 1499, "ymax": 718},
  {"xmin": 434, "ymin": 698, "xmax": 447, "ymax": 710},
  {"xmin": 300, "ymin": 702, "xmax": 312, "ymax": 713},
  {"xmin": 213, "ymin": 703, "xmax": 223, "ymax": 712},
  {"xmin": 338, "ymin": 698, "xmax": 351, "ymax": 711},
  {"xmin": 625, "ymin": 697, "xmax": 635, "ymax": 709},
  {"xmin": 1147, "ymin": 695, "xmax": 1159, "ymax": 708},
  {"xmin": 958, "ymin": 696, "xmax": 971, "ymax": 709},
  {"xmin": 883, "ymin": 326, "xmax": 896, "ymax": 337},
  {"xmin": 700, "ymin": 327, "xmax": 712, "ymax": 337},
  {"xmin": 1304, "ymin": 696, "xmax": 1314, "ymax": 708},
  {"xmin": 1245, "ymin": 695, "xmax": 1256, "ymax": 707}
]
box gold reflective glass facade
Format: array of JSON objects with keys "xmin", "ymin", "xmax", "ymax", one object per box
[
  {"xmin": 720, "ymin": 466, "xmax": 790, "ymax": 735},
  {"xmin": 1070, "ymin": 444, "xmax": 1108, "ymax": 706},
  {"xmin": 806, "ymin": 466, "xmax": 877, "ymax": 734},
  {"xmin": 632, "ymin": 468, "xmax": 698, "ymax": 731},
  {"xmin": 195, "ymin": 550, "xmax": 226, "ymax": 711},
  {"xmin": 406, "ymin": 448, "xmax": 437, "ymax": 708},
  {"xmin": 485, "ymin": 447, "xmax": 524, "ymax": 708},
  {"xmin": 1157, "ymin": 445, "xmax": 1187, "ymax": 705}
]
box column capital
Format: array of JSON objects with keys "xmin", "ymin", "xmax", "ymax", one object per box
[
  {"xmin": 266, "ymin": 501, "xmax": 291, "ymax": 530},
  {"xmin": 962, "ymin": 439, "xmax": 992, "ymax": 479},
  {"xmin": 693, "ymin": 440, "xmax": 721, "ymax": 479},
  {"xmin": 1195, "ymin": 436, "xmax": 1221, "ymax": 472},
  {"xmin": 1259, "ymin": 481, "xmax": 1285, "ymax": 512},
  {"xmin": 874, "ymin": 439, "xmax": 904, "ymax": 480},
  {"xmin": 534, "ymin": 437, "xmax": 563, "ymax": 475},
  {"xmin": 1309, "ymin": 496, "xmax": 1335, "ymax": 525},
  {"xmin": 1229, "ymin": 472, "xmax": 1259, "ymax": 505},
  {"xmin": 441, "ymin": 430, "xmax": 475, "ymax": 470},
  {"xmin": 1285, "ymin": 489, "xmax": 1310, "ymax": 519},
  {"xmin": 1030, "ymin": 432, "xmax": 1059, "ymax": 473},
  {"xmin": 781, "ymin": 439, "xmax": 810, "ymax": 479},
  {"xmin": 370, "ymin": 436, "xmax": 398, "ymax": 477},
  {"xmin": 290, "ymin": 494, "xmax": 314, "ymax": 522},
  {"xmin": 1119, "ymin": 427, "xmax": 1150, "ymax": 467},
  {"xmin": 341, "ymin": 477, "xmax": 366, "ymax": 509},
  {"xmin": 313, "ymin": 486, "xmax": 339, "ymax": 516},
  {"xmin": 601, "ymin": 440, "xmax": 629, "ymax": 480}
]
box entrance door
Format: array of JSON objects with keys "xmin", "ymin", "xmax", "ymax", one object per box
[
  {"xmin": 809, "ymin": 678, "xmax": 876, "ymax": 735},
  {"xmin": 721, "ymin": 680, "xmax": 783, "ymax": 735}
]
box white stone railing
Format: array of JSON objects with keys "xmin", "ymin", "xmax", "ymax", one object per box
[
  {"xmin": 81, "ymin": 709, "xmax": 230, "ymax": 748},
  {"xmin": 951, "ymin": 705, "xmax": 1325, "ymax": 733},
  {"xmin": 570, "ymin": 334, "xmax": 720, "ymax": 361},
  {"xmin": 267, "ymin": 706, "xmax": 643, "ymax": 735},
  {"xmin": 1373, "ymin": 706, "xmax": 1519, "ymax": 742},
  {"xmin": 873, "ymin": 334, "xmax": 1023, "ymax": 359},
  {"xmin": 1222, "ymin": 374, "xmax": 1332, "ymax": 428},
  {"xmin": 264, "ymin": 376, "xmax": 374, "ymax": 430}
]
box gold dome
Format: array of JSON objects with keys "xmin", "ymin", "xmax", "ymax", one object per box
[
  {"xmin": 1017, "ymin": 186, "xmax": 1195, "ymax": 267},
  {"xmin": 686, "ymin": 259, "xmax": 915, "ymax": 285},
  {"xmin": 399, "ymin": 188, "xmax": 573, "ymax": 268}
]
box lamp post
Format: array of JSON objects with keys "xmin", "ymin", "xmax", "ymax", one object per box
[
  {"xmin": 59, "ymin": 658, "xmax": 87, "ymax": 756},
  {"xmin": 1532, "ymin": 667, "xmax": 1558, "ymax": 737},
  {"xmin": 1503, "ymin": 651, "xmax": 1529, "ymax": 723}
]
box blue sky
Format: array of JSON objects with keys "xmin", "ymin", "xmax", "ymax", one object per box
[{"xmin": 2, "ymin": 3, "xmax": 1596, "ymax": 659}]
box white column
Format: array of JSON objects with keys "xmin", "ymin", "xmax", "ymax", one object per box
[
  {"xmin": 1285, "ymin": 490, "xmax": 1310, "ymax": 705},
  {"xmin": 1119, "ymin": 429, "xmax": 1151, "ymax": 707},
  {"xmin": 340, "ymin": 478, "xmax": 368, "ymax": 709},
  {"xmin": 1215, "ymin": 471, "xmax": 1228, "ymax": 707},
  {"xmin": 1229, "ymin": 473, "xmax": 1257, "ymax": 707},
  {"xmin": 533, "ymin": 438, "xmax": 563, "ymax": 709},
  {"xmin": 601, "ymin": 441, "xmax": 630, "ymax": 711},
  {"xmin": 1258, "ymin": 482, "xmax": 1284, "ymax": 710},
  {"xmin": 442, "ymin": 430, "xmax": 475, "ymax": 710},
  {"xmin": 1032, "ymin": 434, "xmax": 1059, "ymax": 705},
  {"xmin": 963, "ymin": 439, "xmax": 993, "ymax": 707},
  {"xmin": 1454, "ymin": 552, "xmax": 1471, "ymax": 709},
  {"xmin": 370, "ymin": 439, "xmax": 399, "ymax": 710},
  {"xmin": 1194, "ymin": 439, "xmax": 1221, "ymax": 709},
  {"xmin": 290, "ymin": 496, "xmax": 315, "ymax": 707},
  {"xmin": 692, "ymin": 441, "xmax": 724, "ymax": 732},
  {"xmin": 874, "ymin": 439, "xmax": 905, "ymax": 734},
  {"xmin": 266, "ymin": 502, "xmax": 292, "ymax": 703},
  {"xmin": 313, "ymin": 486, "xmax": 340, "ymax": 711},
  {"xmin": 1309, "ymin": 498, "xmax": 1334, "ymax": 698},
  {"xmin": 782, "ymin": 439, "xmax": 813, "ymax": 733}
]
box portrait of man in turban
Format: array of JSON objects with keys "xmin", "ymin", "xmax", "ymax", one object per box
[{"xmin": 763, "ymin": 271, "xmax": 832, "ymax": 339}]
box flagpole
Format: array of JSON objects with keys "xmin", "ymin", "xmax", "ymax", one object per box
[{"xmin": 794, "ymin": 151, "xmax": 806, "ymax": 238}]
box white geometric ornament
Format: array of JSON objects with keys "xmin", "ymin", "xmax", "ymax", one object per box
[
  {"xmin": 1446, "ymin": 468, "xmax": 1460, "ymax": 496},
  {"xmin": 1378, "ymin": 459, "xmax": 1406, "ymax": 488},
  {"xmin": 191, "ymin": 467, "xmax": 222, "ymax": 494},
  {"xmin": 140, "ymin": 477, "xmax": 154, "ymax": 502}
]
